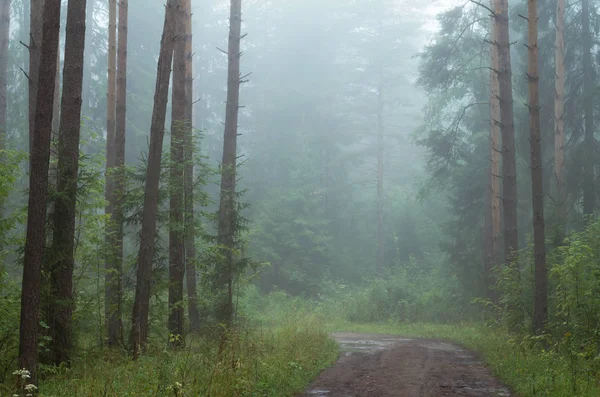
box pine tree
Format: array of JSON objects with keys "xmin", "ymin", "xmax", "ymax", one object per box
[
  {"xmin": 582, "ymin": 0, "xmax": 594, "ymax": 216},
  {"xmin": 169, "ymin": 0, "xmax": 186, "ymax": 346},
  {"xmin": 130, "ymin": 0, "xmax": 177, "ymax": 356},
  {"xmin": 485, "ymin": 0, "xmax": 501, "ymax": 296},
  {"xmin": 527, "ymin": 0, "xmax": 547, "ymax": 335},
  {"xmin": 216, "ymin": 0, "xmax": 243, "ymax": 325},
  {"xmin": 28, "ymin": 0, "xmax": 44, "ymax": 168},
  {"xmin": 0, "ymin": 0, "xmax": 9, "ymax": 153},
  {"xmin": 495, "ymin": 0, "xmax": 518, "ymax": 266},
  {"xmin": 105, "ymin": 0, "xmax": 120, "ymax": 346},
  {"xmin": 183, "ymin": 0, "xmax": 201, "ymax": 332},
  {"xmin": 19, "ymin": 0, "xmax": 61, "ymax": 383},
  {"xmin": 554, "ymin": 0, "xmax": 566, "ymax": 234},
  {"xmin": 48, "ymin": 0, "xmax": 87, "ymax": 365}
]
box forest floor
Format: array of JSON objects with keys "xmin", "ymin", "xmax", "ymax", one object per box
[{"xmin": 300, "ymin": 332, "xmax": 514, "ymax": 397}]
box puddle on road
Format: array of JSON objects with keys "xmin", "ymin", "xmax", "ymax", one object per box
[
  {"xmin": 336, "ymin": 337, "xmax": 412, "ymax": 354},
  {"xmin": 307, "ymin": 389, "xmax": 330, "ymax": 396},
  {"xmin": 419, "ymin": 341, "xmax": 460, "ymax": 352}
]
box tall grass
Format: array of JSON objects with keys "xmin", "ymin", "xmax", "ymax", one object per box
[
  {"xmin": 241, "ymin": 285, "xmax": 600, "ymax": 397},
  {"xmin": 1, "ymin": 314, "xmax": 337, "ymax": 397}
]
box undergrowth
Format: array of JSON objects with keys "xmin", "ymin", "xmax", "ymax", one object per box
[
  {"xmin": 240, "ymin": 285, "xmax": 600, "ymax": 397},
  {"xmin": 1, "ymin": 315, "xmax": 337, "ymax": 397}
]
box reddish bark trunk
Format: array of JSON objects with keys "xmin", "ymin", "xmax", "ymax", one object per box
[
  {"xmin": 183, "ymin": 0, "xmax": 200, "ymax": 332},
  {"xmin": 0, "ymin": 0, "xmax": 9, "ymax": 152},
  {"xmin": 527, "ymin": 0, "xmax": 547, "ymax": 335},
  {"xmin": 169, "ymin": 0, "xmax": 186, "ymax": 345},
  {"xmin": 28, "ymin": 0, "xmax": 44, "ymax": 168},
  {"xmin": 105, "ymin": 0, "xmax": 120, "ymax": 347},
  {"xmin": 554, "ymin": 0, "xmax": 566, "ymax": 235},
  {"xmin": 19, "ymin": 0, "xmax": 61, "ymax": 383},
  {"xmin": 495, "ymin": 0, "xmax": 518, "ymax": 266},
  {"xmin": 48, "ymin": 0, "xmax": 87, "ymax": 365},
  {"xmin": 216, "ymin": 0, "xmax": 243, "ymax": 325},
  {"xmin": 582, "ymin": 0, "xmax": 594, "ymax": 216},
  {"xmin": 130, "ymin": 0, "xmax": 177, "ymax": 355}
]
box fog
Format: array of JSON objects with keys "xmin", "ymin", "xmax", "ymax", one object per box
[{"xmin": 4, "ymin": 0, "xmax": 600, "ymax": 393}]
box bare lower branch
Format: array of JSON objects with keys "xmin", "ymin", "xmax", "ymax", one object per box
[
  {"xmin": 19, "ymin": 67, "xmax": 31, "ymax": 81},
  {"xmin": 469, "ymin": 0, "xmax": 496, "ymax": 17}
]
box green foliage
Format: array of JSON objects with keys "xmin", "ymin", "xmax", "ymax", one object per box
[
  {"xmin": 340, "ymin": 257, "xmax": 466, "ymax": 324},
  {"xmin": 249, "ymin": 187, "xmax": 332, "ymax": 296},
  {"xmin": 0, "ymin": 150, "xmax": 27, "ymax": 257},
  {"xmin": 0, "ymin": 150, "xmax": 26, "ymax": 385},
  {"xmin": 0, "ymin": 277, "xmax": 19, "ymax": 385},
  {"xmin": 31, "ymin": 316, "xmax": 337, "ymax": 397}
]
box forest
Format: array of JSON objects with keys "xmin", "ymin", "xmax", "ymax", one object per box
[{"xmin": 1, "ymin": 0, "xmax": 600, "ymax": 395}]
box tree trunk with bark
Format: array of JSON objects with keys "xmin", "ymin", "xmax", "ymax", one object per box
[
  {"xmin": 28, "ymin": 0, "xmax": 44, "ymax": 168},
  {"xmin": 19, "ymin": 0, "xmax": 61, "ymax": 383},
  {"xmin": 554, "ymin": 0, "xmax": 566, "ymax": 236},
  {"xmin": 375, "ymin": 5, "xmax": 384, "ymax": 277},
  {"xmin": 48, "ymin": 0, "xmax": 87, "ymax": 366},
  {"xmin": 0, "ymin": 0, "xmax": 9, "ymax": 153},
  {"xmin": 183, "ymin": 0, "xmax": 200, "ymax": 333},
  {"xmin": 108, "ymin": 0, "xmax": 128, "ymax": 347},
  {"xmin": 130, "ymin": 0, "xmax": 177, "ymax": 356},
  {"xmin": 582, "ymin": 0, "xmax": 594, "ymax": 216},
  {"xmin": 376, "ymin": 79, "xmax": 384, "ymax": 277},
  {"xmin": 105, "ymin": 0, "xmax": 120, "ymax": 347},
  {"xmin": 485, "ymin": 0, "xmax": 501, "ymax": 297},
  {"xmin": 496, "ymin": 0, "xmax": 518, "ymax": 266},
  {"xmin": 216, "ymin": 0, "xmax": 243, "ymax": 326},
  {"xmin": 81, "ymin": 0, "xmax": 95, "ymax": 115},
  {"xmin": 169, "ymin": 0, "xmax": 185, "ymax": 346},
  {"xmin": 527, "ymin": 0, "xmax": 547, "ymax": 335}
]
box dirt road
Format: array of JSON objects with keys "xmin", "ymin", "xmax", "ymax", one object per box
[{"xmin": 301, "ymin": 332, "xmax": 513, "ymax": 397}]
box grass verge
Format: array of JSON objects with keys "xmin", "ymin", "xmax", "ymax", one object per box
[{"xmin": 11, "ymin": 316, "xmax": 337, "ymax": 397}]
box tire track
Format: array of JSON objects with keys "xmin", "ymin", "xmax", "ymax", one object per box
[{"xmin": 300, "ymin": 332, "xmax": 514, "ymax": 397}]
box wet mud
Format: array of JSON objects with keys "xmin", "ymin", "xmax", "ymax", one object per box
[{"xmin": 300, "ymin": 332, "xmax": 514, "ymax": 397}]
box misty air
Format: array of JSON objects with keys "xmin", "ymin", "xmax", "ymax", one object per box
[{"xmin": 0, "ymin": 0, "xmax": 597, "ymax": 396}]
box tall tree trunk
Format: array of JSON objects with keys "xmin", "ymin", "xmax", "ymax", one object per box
[
  {"xmin": 582, "ymin": 0, "xmax": 594, "ymax": 216},
  {"xmin": 109, "ymin": 0, "xmax": 128, "ymax": 347},
  {"xmin": 48, "ymin": 0, "xmax": 86, "ymax": 366},
  {"xmin": 485, "ymin": 1, "xmax": 501, "ymax": 297},
  {"xmin": 375, "ymin": 3, "xmax": 384, "ymax": 277},
  {"xmin": 528, "ymin": 0, "xmax": 547, "ymax": 335},
  {"xmin": 169, "ymin": 0, "xmax": 185, "ymax": 346},
  {"xmin": 130, "ymin": 0, "xmax": 177, "ymax": 356},
  {"xmin": 0, "ymin": 0, "xmax": 9, "ymax": 153},
  {"xmin": 105, "ymin": 0, "xmax": 119, "ymax": 347},
  {"xmin": 376, "ymin": 76, "xmax": 384, "ymax": 277},
  {"xmin": 48, "ymin": 43, "xmax": 60, "ymax": 196},
  {"xmin": 495, "ymin": 0, "xmax": 518, "ymax": 266},
  {"xmin": 52, "ymin": 46, "xmax": 60, "ymax": 137},
  {"xmin": 19, "ymin": 0, "xmax": 61, "ymax": 383},
  {"xmin": 81, "ymin": 0, "xmax": 95, "ymax": 115},
  {"xmin": 554, "ymin": 0, "xmax": 566, "ymax": 236},
  {"xmin": 216, "ymin": 0, "xmax": 243, "ymax": 326},
  {"xmin": 28, "ymin": 0, "xmax": 44, "ymax": 168},
  {"xmin": 43, "ymin": 38, "xmax": 61, "ymax": 345},
  {"xmin": 183, "ymin": 0, "xmax": 200, "ymax": 332}
]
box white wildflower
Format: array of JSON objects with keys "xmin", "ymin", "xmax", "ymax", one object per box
[{"xmin": 24, "ymin": 384, "xmax": 38, "ymax": 392}]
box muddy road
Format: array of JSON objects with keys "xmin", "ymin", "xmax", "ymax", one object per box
[{"xmin": 301, "ymin": 332, "xmax": 513, "ymax": 397}]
